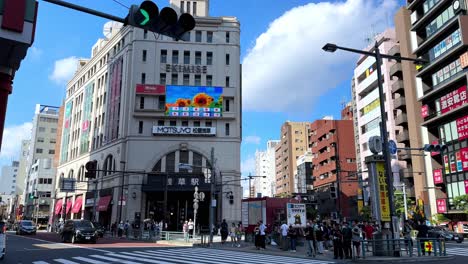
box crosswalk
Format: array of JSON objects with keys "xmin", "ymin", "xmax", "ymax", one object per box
[
  {"xmin": 31, "ymin": 248, "xmax": 335, "ymax": 264},
  {"xmin": 446, "ymin": 247, "xmax": 468, "ymax": 257}
]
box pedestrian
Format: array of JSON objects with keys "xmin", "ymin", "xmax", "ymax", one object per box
[
  {"xmin": 229, "ymin": 223, "xmax": 237, "ymax": 246},
  {"xmin": 111, "ymin": 222, "xmax": 117, "ymax": 237},
  {"xmin": 259, "ymin": 220, "xmax": 267, "ymax": 250},
  {"xmin": 288, "ymin": 224, "xmax": 298, "ymax": 252},
  {"xmin": 305, "ymin": 222, "xmax": 316, "ymax": 257},
  {"xmin": 124, "ymin": 220, "xmax": 130, "ymax": 238},
  {"xmin": 118, "ymin": 221, "xmax": 124, "ymax": 238},
  {"xmin": 332, "ymin": 224, "xmax": 344, "ymax": 259},
  {"xmin": 316, "ymin": 223, "xmax": 324, "ymax": 254},
  {"xmin": 188, "ymin": 219, "xmax": 194, "ymax": 238},
  {"xmin": 220, "ymin": 219, "xmax": 229, "ymax": 244},
  {"xmin": 342, "ymin": 222, "xmax": 352, "ymax": 259},
  {"xmin": 352, "ymin": 221, "xmax": 362, "ymax": 258},
  {"xmin": 236, "ymin": 222, "xmax": 243, "ymax": 247},
  {"xmin": 183, "ymin": 221, "xmax": 189, "ymax": 242},
  {"xmin": 416, "ymin": 220, "xmax": 429, "ymax": 256},
  {"xmin": 280, "ymin": 221, "xmax": 289, "ymax": 251},
  {"xmin": 403, "ymin": 220, "xmax": 413, "ymax": 253}
]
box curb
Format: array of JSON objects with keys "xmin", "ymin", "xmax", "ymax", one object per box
[{"xmin": 353, "ymin": 255, "xmax": 455, "ymax": 263}]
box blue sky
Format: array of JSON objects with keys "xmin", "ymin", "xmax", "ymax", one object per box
[{"xmin": 1, "ymin": 0, "xmax": 405, "ymax": 175}]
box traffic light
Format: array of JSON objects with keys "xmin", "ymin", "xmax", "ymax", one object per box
[
  {"xmin": 30, "ymin": 190, "xmax": 37, "ymax": 200},
  {"xmin": 423, "ymin": 144, "xmax": 448, "ymax": 153},
  {"xmin": 85, "ymin": 160, "xmax": 98, "ymax": 179},
  {"xmin": 229, "ymin": 194, "xmax": 234, "ymax": 205},
  {"xmin": 125, "ymin": 1, "xmax": 195, "ymax": 41},
  {"xmin": 330, "ymin": 185, "xmax": 337, "ymax": 199}
]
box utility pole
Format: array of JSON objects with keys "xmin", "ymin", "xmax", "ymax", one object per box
[
  {"xmin": 118, "ymin": 161, "xmax": 126, "ymax": 224},
  {"xmin": 209, "ymin": 147, "xmax": 215, "ymax": 245}
]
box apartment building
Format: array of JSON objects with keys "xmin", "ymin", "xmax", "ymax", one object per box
[
  {"xmin": 54, "ymin": 0, "xmax": 242, "ymax": 229},
  {"xmin": 406, "ymin": 0, "xmax": 468, "ymax": 218},
  {"xmin": 254, "ymin": 140, "xmax": 280, "ymax": 198},
  {"xmin": 275, "ymin": 122, "xmax": 310, "ymax": 196}
]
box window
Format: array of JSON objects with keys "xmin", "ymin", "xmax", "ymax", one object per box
[
  {"xmin": 38, "ymin": 127, "xmax": 46, "ymax": 132},
  {"xmin": 206, "ymin": 75, "xmax": 213, "ymax": 86},
  {"xmin": 193, "ymin": 1, "xmax": 197, "ymax": 16},
  {"xmin": 141, "ymin": 73, "xmax": 146, "ymax": 84},
  {"xmin": 51, "ymin": 128, "xmax": 57, "ymax": 133},
  {"xmin": 195, "ymin": 51, "xmax": 202, "ymax": 65},
  {"xmin": 226, "ymin": 54, "xmax": 230, "ymax": 65},
  {"xmin": 226, "ymin": 32, "xmax": 230, "ymax": 43},
  {"xmin": 225, "ymin": 123, "xmax": 230, "ymax": 136},
  {"xmin": 186, "ymin": 1, "xmax": 190, "ymax": 13},
  {"xmin": 172, "ymin": 50, "xmax": 179, "ymax": 64},
  {"xmin": 171, "ymin": 74, "xmax": 178, "ymax": 85},
  {"xmin": 170, "ymin": 120, "xmax": 177, "ymax": 126},
  {"xmin": 161, "ymin": 50, "xmax": 167, "ymax": 63},
  {"xmin": 225, "ymin": 99, "xmax": 230, "ymax": 112},
  {"xmin": 36, "ymin": 148, "xmax": 43, "ymax": 154},
  {"xmin": 144, "ymin": 29, "xmax": 148, "ymax": 39},
  {"xmin": 181, "ymin": 1, "xmax": 185, "ymax": 13},
  {"xmin": 205, "ymin": 121, "xmax": 212, "ymax": 127},
  {"xmin": 160, "ymin": 73, "xmax": 166, "ymax": 84},
  {"xmin": 142, "ymin": 50, "xmax": 147, "ymax": 62},
  {"xmin": 183, "ymin": 74, "xmax": 190, "ymax": 85},
  {"xmin": 158, "ymin": 120, "xmax": 165, "ymax": 126},
  {"xmin": 195, "ymin": 75, "xmax": 201, "ymax": 86},
  {"xmin": 37, "ymin": 137, "xmax": 44, "ymax": 143},
  {"xmin": 182, "ymin": 121, "xmax": 189, "ymax": 127},
  {"xmin": 158, "ymin": 96, "xmax": 165, "ymax": 110},
  {"xmin": 225, "ymin": 76, "xmax": 230, "ymax": 87},
  {"xmin": 207, "ymin": 52, "xmax": 213, "ymax": 65},
  {"xmin": 184, "ymin": 51, "xmax": 190, "ymax": 64},
  {"xmin": 49, "ymin": 149, "xmax": 55, "ymax": 154},
  {"xmin": 194, "ymin": 121, "xmax": 200, "ymax": 127},
  {"xmin": 138, "ymin": 121, "xmax": 143, "ymax": 134},
  {"xmin": 195, "ymin": 31, "xmax": 202, "ymax": 42},
  {"xmin": 140, "ymin": 96, "xmax": 145, "ymax": 109},
  {"xmin": 207, "ymin": 31, "xmax": 213, "ymax": 43}
]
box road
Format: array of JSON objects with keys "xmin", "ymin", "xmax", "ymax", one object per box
[{"xmin": 3, "ymin": 232, "xmax": 468, "ymax": 264}]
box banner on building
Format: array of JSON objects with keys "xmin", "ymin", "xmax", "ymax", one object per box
[
  {"xmin": 421, "ymin": 105, "xmax": 429, "ymax": 118},
  {"xmin": 433, "ymin": 169, "xmax": 443, "ymax": 184},
  {"xmin": 436, "ymin": 199, "xmax": 447, "ymax": 213},
  {"xmin": 286, "ymin": 203, "xmax": 306, "ymax": 227},
  {"xmin": 440, "ymin": 86, "xmax": 467, "ymax": 114},
  {"xmin": 465, "ymin": 180, "xmax": 468, "ymax": 194},
  {"xmin": 457, "ymin": 115, "xmax": 468, "ymax": 140},
  {"xmin": 460, "ymin": 147, "xmax": 468, "ymax": 172},
  {"xmin": 376, "ymin": 162, "xmax": 391, "ymax": 222}
]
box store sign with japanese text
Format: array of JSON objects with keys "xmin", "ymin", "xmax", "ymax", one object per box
[
  {"xmin": 421, "ymin": 105, "xmax": 429, "ymax": 118},
  {"xmin": 443, "ymin": 155, "xmax": 450, "ymax": 174},
  {"xmin": 152, "ymin": 126, "xmax": 216, "ymax": 136},
  {"xmin": 460, "ymin": 51, "xmax": 468, "ymax": 69},
  {"xmin": 376, "ymin": 162, "xmax": 391, "ymax": 222},
  {"xmin": 433, "ymin": 169, "xmax": 443, "ymax": 184},
  {"xmin": 460, "ymin": 147, "xmax": 468, "ymax": 172},
  {"xmin": 135, "ymin": 84, "xmax": 165, "ymax": 95},
  {"xmin": 440, "ymin": 86, "xmax": 467, "ymax": 114},
  {"xmin": 457, "ymin": 115, "xmax": 468, "ymax": 140},
  {"xmin": 144, "ymin": 173, "xmax": 210, "ymax": 192},
  {"xmin": 436, "ymin": 199, "xmax": 447, "ymax": 213}
]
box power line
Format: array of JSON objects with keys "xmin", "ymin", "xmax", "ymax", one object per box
[{"xmin": 111, "ymin": 0, "xmax": 129, "ymax": 9}]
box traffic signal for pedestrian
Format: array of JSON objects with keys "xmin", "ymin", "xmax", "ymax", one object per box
[
  {"xmin": 229, "ymin": 194, "xmax": 234, "ymax": 204},
  {"xmin": 423, "ymin": 144, "xmax": 448, "ymax": 153},
  {"xmin": 125, "ymin": 1, "xmax": 195, "ymax": 41},
  {"xmin": 330, "ymin": 185, "xmax": 337, "ymax": 199},
  {"xmin": 85, "ymin": 160, "xmax": 98, "ymax": 179}
]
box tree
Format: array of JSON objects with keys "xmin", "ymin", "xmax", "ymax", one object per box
[
  {"xmin": 453, "ymin": 195, "xmax": 468, "ymax": 213},
  {"xmin": 359, "ymin": 205, "xmax": 371, "ymax": 222}
]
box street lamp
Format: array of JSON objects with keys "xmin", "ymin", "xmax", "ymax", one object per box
[
  {"xmin": 247, "ymin": 174, "xmax": 267, "ymax": 198},
  {"xmin": 323, "ymin": 42, "xmax": 427, "ymax": 240}
]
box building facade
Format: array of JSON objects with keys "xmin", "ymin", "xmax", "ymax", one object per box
[
  {"xmin": 0, "ymin": 161, "xmax": 19, "ymax": 196},
  {"xmin": 352, "ymin": 29, "xmax": 405, "ymax": 186},
  {"xmin": 254, "ymin": 140, "xmax": 280, "ymax": 198},
  {"xmin": 23, "ymin": 104, "xmax": 59, "ymax": 223},
  {"xmin": 295, "ymin": 152, "xmax": 313, "ymax": 194},
  {"xmin": 275, "ymin": 122, "xmax": 310, "ymax": 196},
  {"xmin": 406, "ymin": 0, "xmax": 468, "ymax": 219},
  {"xmin": 54, "ymin": 0, "xmax": 242, "ymax": 230},
  {"xmin": 310, "ymin": 117, "xmax": 358, "ymax": 220}
]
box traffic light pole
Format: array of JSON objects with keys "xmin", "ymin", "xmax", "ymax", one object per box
[{"xmin": 43, "ymin": 0, "xmax": 125, "ymax": 23}]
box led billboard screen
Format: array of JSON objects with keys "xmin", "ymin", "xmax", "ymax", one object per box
[{"xmin": 165, "ymin": 85, "xmax": 223, "ymax": 117}]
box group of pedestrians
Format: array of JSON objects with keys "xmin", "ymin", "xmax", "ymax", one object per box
[{"xmin": 110, "ymin": 220, "xmax": 130, "ymax": 238}]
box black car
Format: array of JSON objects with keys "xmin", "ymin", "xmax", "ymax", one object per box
[
  {"xmin": 59, "ymin": 220, "xmax": 97, "ymax": 244},
  {"xmin": 92, "ymin": 222, "xmax": 105, "ymax": 238},
  {"xmin": 15, "ymin": 220, "xmax": 36, "ymax": 235}
]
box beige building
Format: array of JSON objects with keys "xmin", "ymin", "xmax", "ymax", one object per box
[{"xmin": 275, "ymin": 121, "xmax": 310, "ymax": 195}]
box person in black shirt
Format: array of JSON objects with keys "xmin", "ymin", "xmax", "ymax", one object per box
[
  {"xmin": 416, "ymin": 221, "xmax": 430, "ymax": 256},
  {"xmin": 342, "ymin": 222, "xmax": 352, "ymax": 259},
  {"xmin": 305, "ymin": 222, "xmax": 316, "ymax": 257},
  {"xmin": 332, "ymin": 224, "xmax": 344, "ymax": 259}
]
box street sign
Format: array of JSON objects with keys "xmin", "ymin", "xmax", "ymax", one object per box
[
  {"xmin": 60, "ymin": 177, "xmax": 76, "ymax": 192},
  {"xmin": 388, "ymin": 140, "xmax": 397, "ymax": 155}
]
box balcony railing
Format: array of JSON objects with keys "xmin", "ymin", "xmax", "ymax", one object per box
[
  {"xmin": 395, "ymin": 113, "xmax": 408, "ymax": 125},
  {"xmin": 390, "ymin": 63, "xmax": 403, "ymax": 79},
  {"xmin": 387, "ymin": 45, "xmax": 401, "ymax": 57},
  {"xmin": 391, "ymin": 80, "xmax": 404, "ymax": 94},
  {"xmin": 394, "ymin": 96, "xmax": 407, "ymax": 110},
  {"xmin": 396, "ymin": 130, "xmax": 410, "ymax": 143}
]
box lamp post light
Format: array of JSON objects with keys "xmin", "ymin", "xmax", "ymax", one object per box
[{"xmin": 323, "ymin": 42, "xmax": 427, "ymax": 240}]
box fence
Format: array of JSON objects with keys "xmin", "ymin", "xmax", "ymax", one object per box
[{"xmin": 359, "ymin": 238, "xmax": 446, "ymax": 259}]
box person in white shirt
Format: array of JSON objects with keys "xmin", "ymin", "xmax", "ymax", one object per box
[
  {"xmin": 280, "ymin": 222, "xmax": 289, "ymax": 251},
  {"xmin": 259, "ymin": 220, "xmax": 267, "ymax": 249}
]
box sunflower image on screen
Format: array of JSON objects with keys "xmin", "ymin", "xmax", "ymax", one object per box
[
  {"xmin": 165, "ymin": 86, "xmax": 223, "ymax": 118},
  {"xmin": 294, "ymin": 214, "xmax": 302, "ymax": 225}
]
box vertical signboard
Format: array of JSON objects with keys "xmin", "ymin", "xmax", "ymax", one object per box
[
  {"xmin": 421, "ymin": 105, "xmax": 429, "ymax": 118},
  {"xmin": 460, "ymin": 147, "xmax": 468, "ymax": 171},
  {"xmin": 443, "ymin": 155, "xmax": 450, "ymax": 174},
  {"xmin": 433, "ymin": 169, "xmax": 443, "ymax": 184},
  {"xmin": 436, "ymin": 199, "xmax": 447, "ymax": 213},
  {"xmin": 457, "ymin": 115, "xmax": 468, "ymax": 140},
  {"xmin": 376, "ymin": 162, "xmax": 391, "ymax": 222},
  {"xmin": 80, "ymin": 82, "xmax": 94, "ymax": 154},
  {"xmin": 241, "ymin": 201, "xmax": 248, "ymax": 226},
  {"xmin": 60, "ymin": 101, "xmax": 73, "ymax": 163},
  {"xmin": 286, "ymin": 203, "xmax": 306, "ymax": 227},
  {"xmin": 105, "ymin": 56, "xmax": 123, "ymax": 142}
]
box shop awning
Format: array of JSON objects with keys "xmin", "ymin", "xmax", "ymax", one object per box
[
  {"xmin": 66, "ymin": 199, "xmax": 72, "ymax": 214},
  {"xmin": 54, "ymin": 200, "xmax": 63, "ymax": 215},
  {"xmin": 71, "ymin": 196, "xmax": 83, "ymax": 213},
  {"xmin": 97, "ymin": 196, "xmax": 112, "ymax": 211}
]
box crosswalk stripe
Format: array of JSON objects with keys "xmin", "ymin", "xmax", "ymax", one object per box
[
  {"xmin": 107, "ymin": 253, "xmax": 171, "ymax": 263},
  {"xmin": 32, "ymin": 262, "xmax": 50, "ymax": 264},
  {"xmin": 72, "ymin": 256, "xmax": 108, "ymax": 264},
  {"xmin": 90, "ymin": 254, "xmax": 143, "ymax": 264},
  {"xmin": 53, "ymin": 259, "xmax": 80, "ymax": 264},
  {"xmin": 119, "ymin": 252, "xmax": 196, "ymax": 263},
  {"xmin": 134, "ymin": 250, "xmax": 270, "ymax": 264}
]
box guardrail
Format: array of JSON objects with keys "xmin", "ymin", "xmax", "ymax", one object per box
[{"xmin": 360, "ymin": 238, "xmax": 446, "ymax": 259}]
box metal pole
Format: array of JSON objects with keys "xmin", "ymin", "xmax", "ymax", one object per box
[
  {"xmin": 93, "ymin": 179, "xmax": 98, "ymax": 222},
  {"xmin": 403, "ymin": 183, "xmax": 408, "ymax": 221},
  {"xmin": 375, "ymin": 41, "xmax": 396, "ymax": 235},
  {"xmin": 62, "ymin": 192, "xmax": 67, "ymax": 221},
  {"xmin": 209, "ymin": 147, "xmax": 215, "ymax": 245},
  {"xmin": 249, "ymin": 174, "xmax": 252, "ymax": 198},
  {"xmin": 118, "ymin": 161, "xmax": 126, "ymax": 224},
  {"xmin": 42, "ymin": 0, "xmax": 126, "ymax": 23},
  {"xmin": 163, "ymin": 173, "xmax": 168, "ymax": 230}
]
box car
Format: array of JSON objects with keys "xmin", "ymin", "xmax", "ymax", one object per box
[
  {"xmin": 15, "ymin": 220, "xmax": 36, "ymax": 235},
  {"xmin": 59, "ymin": 220, "xmax": 97, "ymax": 244},
  {"xmin": 92, "ymin": 222, "xmax": 105, "ymax": 238},
  {"xmin": 429, "ymin": 226, "xmax": 464, "ymax": 243},
  {"xmin": 0, "ymin": 221, "xmax": 6, "ymax": 260}
]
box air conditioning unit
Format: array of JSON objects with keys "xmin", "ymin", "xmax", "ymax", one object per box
[{"xmin": 453, "ymin": 0, "xmax": 467, "ymax": 13}]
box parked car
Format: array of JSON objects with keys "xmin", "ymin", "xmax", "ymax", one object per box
[
  {"xmin": 429, "ymin": 226, "xmax": 464, "ymax": 243},
  {"xmin": 92, "ymin": 222, "xmax": 105, "ymax": 238},
  {"xmin": 0, "ymin": 221, "xmax": 6, "ymax": 260},
  {"xmin": 15, "ymin": 220, "xmax": 36, "ymax": 235},
  {"xmin": 59, "ymin": 220, "xmax": 97, "ymax": 244}
]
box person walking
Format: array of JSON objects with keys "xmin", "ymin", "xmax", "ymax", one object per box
[
  {"xmin": 280, "ymin": 221, "xmax": 289, "ymax": 251},
  {"xmin": 288, "ymin": 224, "xmax": 298, "ymax": 252},
  {"xmin": 220, "ymin": 219, "xmax": 229, "ymax": 244},
  {"xmin": 342, "ymin": 222, "xmax": 352, "ymax": 259},
  {"xmin": 316, "ymin": 223, "xmax": 324, "ymax": 254},
  {"xmin": 259, "ymin": 220, "xmax": 267, "ymax": 250},
  {"xmin": 230, "ymin": 223, "xmax": 237, "ymax": 247},
  {"xmin": 403, "ymin": 220, "xmax": 413, "ymax": 253},
  {"xmin": 352, "ymin": 221, "xmax": 362, "ymax": 258},
  {"xmin": 235, "ymin": 222, "xmax": 243, "ymax": 247},
  {"xmin": 305, "ymin": 222, "xmax": 316, "ymax": 257},
  {"xmin": 111, "ymin": 222, "xmax": 117, "ymax": 237},
  {"xmin": 183, "ymin": 221, "xmax": 189, "ymax": 242},
  {"xmin": 188, "ymin": 219, "xmax": 194, "ymax": 238},
  {"xmin": 332, "ymin": 224, "xmax": 344, "ymax": 259}
]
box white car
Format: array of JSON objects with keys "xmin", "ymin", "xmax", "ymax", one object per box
[{"xmin": 0, "ymin": 221, "xmax": 6, "ymax": 260}]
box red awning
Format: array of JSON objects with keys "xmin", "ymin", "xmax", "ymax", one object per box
[
  {"xmin": 71, "ymin": 196, "xmax": 83, "ymax": 213},
  {"xmin": 66, "ymin": 199, "xmax": 72, "ymax": 214},
  {"xmin": 97, "ymin": 196, "xmax": 112, "ymax": 211},
  {"xmin": 54, "ymin": 200, "xmax": 63, "ymax": 215}
]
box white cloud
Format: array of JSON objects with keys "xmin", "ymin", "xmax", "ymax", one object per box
[
  {"xmin": 27, "ymin": 46, "xmax": 43, "ymax": 60},
  {"xmin": 242, "ymin": 0, "xmax": 398, "ymax": 112},
  {"xmin": 241, "ymin": 155, "xmax": 256, "ymax": 176},
  {"xmin": 49, "ymin": 56, "xmax": 79, "ymax": 84},
  {"xmin": 244, "ymin": 135, "xmax": 261, "ymax": 145},
  {"xmin": 0, "ymin": 122, "xmax": 32, "ymax": 161}
]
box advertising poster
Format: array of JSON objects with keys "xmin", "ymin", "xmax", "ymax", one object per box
[
  {"xmin": 433, "ymin": 169, "xmax": 443, "ymax": 184},
  {"xmin": 465, "ymin": 180, "xmax": 468, "ymax": 194},
  {"xmin": 248, "ymin": 201, "xmax": 262, "ymax": 225},
  {"xmin": 286, "ymin": 203, "xmax": 306, "ymax": 227},
  {"xmin": 421, "ymin": 105, "xmax": 429, "ymax": 118},
  {"xmin": 440, "ymin": 86, "xmax": 468, "ymax": 114},
  {"xmin": 376, "ymin": 162, "xmax": 391, "ymax": 222},
  {"xmin": 450, "ymin": 154, "xmax": 457, "ymax": 173},
  {"xmin": 457, "ymin": 115, "xmax": 468, "ymax": 140},
  {"xmin": 436, "ymin": 199, "xmax": 447, "ymax": 213},
  {"xmin": 443, "ymin": 155, "xmax": 450, "ymax": 174},
  {"xmin": 456, "ymin": 151, "xmax": 463, "ymax": 172},
  {"xmin": 165, "ymin": 86, "xmax": 223, "ymax": 117},
  {"xmin": 461, "ymin": 147, "xmax": 468, "ymax": 171}
]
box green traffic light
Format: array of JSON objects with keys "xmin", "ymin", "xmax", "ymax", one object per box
[{"xmin": 139, "ymin": 9, "xmax": 150, "ymax": 26}]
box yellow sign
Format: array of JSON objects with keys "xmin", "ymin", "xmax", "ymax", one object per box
[
  {"xmin": 358, "ymin": 200, "xmax": 364, "ymax": 214},
  {"xmin": 376, "ymin": 162, "xmax": 391, "ymax": 221},
  {"xmin": 362, "ymin": 99, "xmax": 380, "ymax": 115},
  {"xmin": 424, "ymin": 241, "xmax": 433, "ymax": 252}
]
